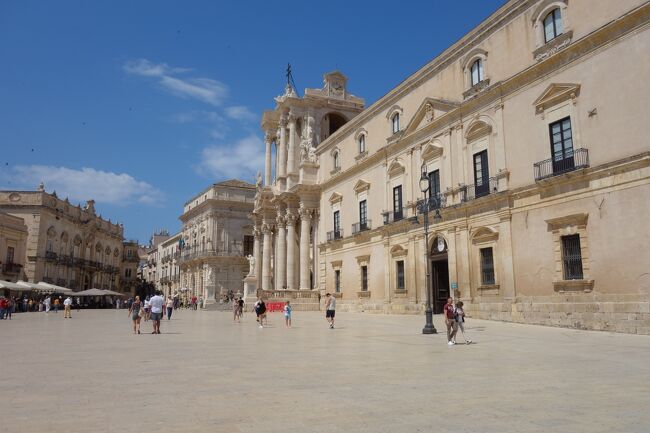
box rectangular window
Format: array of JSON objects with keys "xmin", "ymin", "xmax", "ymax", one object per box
[
  {"xmin": 473, "ymin": 150, "xmax": 489, "ymax": 197},
  {"xmin": 359, "ymin": 135, "xmax": 366, "ymax": 154},
  {"xmin": 549, "ymin": 117, "xmax": 574, "ymax": 174},
  {"xmin": 480, "ymin": 247, "xmax": 495, "ymax": 285},
  {"xmin": 127, "ymin": 249, "xmax": 132, "ymax": 258},
  {"xmin": 335, "ymin": 269, "xmax": 341, "ymax": 293},
  {"xmin": 333, "ymin": 210, "xmax": 340, "ymax": 236},
  {"xmin": 562, "ymin": 234, "xmax": 583, "ymax": 280},
  {"xmin": 396, "ymin": 260, "xmax": 405, "ymax": 290},
  {"xmin": 393, "ymin": 185, "xmax": 403, "ymax": 220},
  {"xmin": 359, "ymin": 200, "xmax": 367, "ymax": 229},
  {"xmin": 6, "ymin": 246, "xmax": 15, "ymax": 264},
  {"xmin": 428, "ymin": 170, "xmax": 440, "ymax": 197},
  {"xmin": 243, "ymin": 235, "xmax": 254, "ymax": 256},
  {"xmin": 361, "ymin": 265, "xmax": 368, "ymax": 291}
]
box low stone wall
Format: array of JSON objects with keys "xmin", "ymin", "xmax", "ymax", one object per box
[{"xmin": 463, "ymin": 294, "xmax": 650, "ymax": 335}]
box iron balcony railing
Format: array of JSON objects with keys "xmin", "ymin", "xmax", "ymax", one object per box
[
  {"xmin": 352, "ymin": 220, "xmax": 372, "ymax": 234},
  {"xmin": 416, "ymin": 193, "xmax": 447, "ymax": 213},
  {"xmin": 534, "ymin": 148, "xmax": 589, "ymax": 181},
  {"xmin": 45, "ymin": 251, "xmax": 58, "ymax": 260},
  {"xmin": 2, "ymin": 263, "xmax": 22, "ymax": 274},
  {"xmin": 56, "ymin": 278, "xmax": 67, "ymax": 286},
  {"xmin": 42, "ymin": 276, "xmax": 54, "ymax": 283},
  {"xmin": 327, "ymin": 229, "xmax": 344, "ymax": 241},
  {"xmin": 461, "ymin": 177, "xmax": 499, "ymax": 202},
  {"xmin": 383, "ymin": 208, "xmax": 406, "ymax": 225}
]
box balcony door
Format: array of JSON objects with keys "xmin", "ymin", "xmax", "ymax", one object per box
[
  {"xmin": 550, "ymin": 117, "xmax": 574, "ymax": 174},
  {"xmin": 473, "ymin": 150, "xmax": 489, "ymax": 198},
  {"xmin": 393, "ymin": 185, "xmax": 403, "ymax": 220}
]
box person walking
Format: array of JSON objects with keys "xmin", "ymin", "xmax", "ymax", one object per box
[
  {"xmin": 444, "ymin": 297, "xmax": 458, "ymax": 346},
  {"xmin": 233, "ymin": 297, "xmax": 241, "ymax": 322},
  {"xmin": 237, "ymin": 297, "xmax": 245, "ymax": 320},
  {"xmin": 53, "ymin": 296, "xmax": 61, "ymax": 313},
  {"xmin": 128, "ymin": 296, "xmax": 142, "ymax": 334},
  {"xmin": 63, "ymin": 296, "xmax": 72, "ymax": 319},
  {"xmin": 0, "ymin": 296, "xmax": 7, "ymax": 320},
  {"xmin": 149, "ymin": 290, "xmax": 164, "ymax": 334},
  {"xmin": 254, "ymin": 298, "xmax": 266, "ymax": 328},
  {"xmin": 43, "ymin": 296, "xmax": 51, "ymax": 313},
  {"xmin": 143, "ymin": 296, "xmax": 151, "ymax": 321},
  {"xmin": 325, "ymin": 293, "xmax": 336, "ymax": 329},
  {"xmin": 454, "ymin": 301, "xmax": 472, "ymax": 344},
  {"xmin": 284, "ymin": 301, "xmax": 292, "ymax": 328},
  {"xmin": 166, "ymin": 296, "xmax": 174, "ymax": 320}
]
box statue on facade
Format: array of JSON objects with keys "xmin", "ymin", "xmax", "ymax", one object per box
[
  {"xmin": 247, "ymin": 254, "xmax": 255, "ymax": 276},
  {"xmin": 300, "ymin": 116, "xmax": 318, "ymax": 164}
]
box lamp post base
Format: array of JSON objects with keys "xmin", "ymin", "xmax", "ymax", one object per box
[{"xmin": 422, "ymin": 308, "xmax": 437, "ymax": 334}]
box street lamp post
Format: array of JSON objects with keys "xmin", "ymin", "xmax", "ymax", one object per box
[{"xmin": 418, "ymin": 162, "xmax": 441, "ymax": 334}]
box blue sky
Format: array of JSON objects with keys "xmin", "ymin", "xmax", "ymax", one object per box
[{"xmin": 0, "ymin": 0, "xmax": 504, "ymax": 244}]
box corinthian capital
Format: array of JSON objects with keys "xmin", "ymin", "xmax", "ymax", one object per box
[{"xmin": 285, "ymin": 209, "xmax": 298, "ymax": 226}]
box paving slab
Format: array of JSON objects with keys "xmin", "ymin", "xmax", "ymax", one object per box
[{"xmin": 1, "ymin": 309, "xmax": 649, "ymax": 433}]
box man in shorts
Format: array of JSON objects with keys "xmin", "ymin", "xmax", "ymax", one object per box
[
  {"xmin": 149, "ymin": 290, "xmax": 165, "ymax": 334},
  {"xmin": 325, "ymin": 293, "xmax": 336, "ymax": 329}
]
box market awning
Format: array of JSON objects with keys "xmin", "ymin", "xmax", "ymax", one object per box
[
  {"xmin": 0, "ymin": 280, "xmax": 30, "ymax": 291},
  {"xmin": 102, "ymin": 289, "xmax": 126, "ymax": 296},
  {"xmin": 74, "ymin": 288, "xmax": 109, "ymax": 297},
  {"xmin": 36, "ymin": 282, "xmax": 73, "ymax": 294}
]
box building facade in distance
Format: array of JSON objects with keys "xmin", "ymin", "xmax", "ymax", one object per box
[
  {"xmin": 158, "ymin": 232, "xmax": 181, "ymax": 298},
  {"xmin": 256, "ymin": 0, "xmax": 650, "ymax": 333},
  {"xmin": 0, "ymin": 184, "xmax": 125, "ymax": 291},
  {"xmin": 120, "ymin": 240, "xmax": 140, "ymax": 295},
  {"xmin": 0, "ymin": 212, "xmax": 28, "ymax": 282},
  {"xmin": 179, "ymin": 180, "xmax": 255, "ymax": 307}
]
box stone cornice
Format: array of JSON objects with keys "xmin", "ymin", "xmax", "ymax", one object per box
[{"xmin": 318, "ymin": 3, "xmax": 649, "ymax": 188}]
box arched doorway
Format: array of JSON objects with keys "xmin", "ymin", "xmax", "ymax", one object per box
[{"xmin": 430, "ymin": 236, "xmax": 449, "ymax": 314}]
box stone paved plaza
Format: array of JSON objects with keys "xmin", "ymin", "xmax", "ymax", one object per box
[{"xmin": 1, "ymin": 309, "xmax": 649, "ymax": 433}]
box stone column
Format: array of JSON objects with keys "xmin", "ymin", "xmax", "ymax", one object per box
[
  {"xmin": 276, "ymin": 211, "xmax": 287, "ymax": 290},
  {"xmin": 278, "ymin": 116, "xmax": 287, "ymax": 179},
  {"xmin": 261, "ymin": 223, "xmax": 273, "ymax": 291},
  {"xmin": 287, "ymin": 114, "xmax": 297, "ymax": 175},
  {"xmin": 253, "ymin": 227, "xmax": 262, "ymax": 279},
  {"xmin": 285, "ymin": 209, "xmax": 297, "ymax": 290},
  {"xmin": 299, "ymin": 205, "xmax": 311, "ymax": 290},
  {"xmin": 264, "ymin": 134, "xmax": 273, "ymax": 186}
]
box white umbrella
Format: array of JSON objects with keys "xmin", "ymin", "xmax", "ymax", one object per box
[
  {"xmin": 0, "ymin": 280, "xmax": 30, "ymax": 291},
  {"xmin": 102, "ymin": 289, "xmax": 125, "ymax": 296},
  {"xmin": 73, "ymin": 288, "xmax": 107, "ymax": 297},
  {"xmin": 37, "ymin": 281, "xmax": 73, "ymax": 294}
]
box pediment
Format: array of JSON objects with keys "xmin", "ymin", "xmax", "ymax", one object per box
[
  {"xmin": 421, "ymin": 140, "xmax": 444, "ymax": 161},
  {"xmin": 465, "ymin": 120, "xmax": 492, "ymax": 142},
  {"xmin": 387, "ymin": 160, "xmax": 406, "ymax": 178},
  {"xmin": 353, "ymin": 179, "xmax": 371, "ymax": 194},
  {"xmin": 404, "ymin": 97, "xmax": 460, "ymax": 134},
  {"xmin": 533, "ymin": 83, "xmax": 580, "ymax": 113},
  {"xmin": 390, "ymin": 244, "xmax": 408, "ymax": 257},
  {"xmin": 471, "ymin": 226, "xmax": 499, "ymax": 244},
  {"xmin": 328, "ymin": 192, "xmax": 343, "ymax": 204}
]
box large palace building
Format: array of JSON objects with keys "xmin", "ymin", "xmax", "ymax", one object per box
[{"xmin": 251, "ymin": 0, "xmax": 650, "ymax": 333}]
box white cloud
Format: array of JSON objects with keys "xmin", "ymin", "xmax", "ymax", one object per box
[
  {"xmin": 5, "ymin": 165, "xmax": 164, "ymax": 206},
  {"xmin": 124, "ymin": 58, "xmax": 228, "ymax": 106},
  {"xmin": 225, "ymin": 106, "xmax": 256, "ymax": 122},
  {"xmin": 172, "ymin": 110, "xmax": 223, "ymax": 124},
  {"xmin": 197, "ymin": 134, "xmax": 265, "ymax": 180}
]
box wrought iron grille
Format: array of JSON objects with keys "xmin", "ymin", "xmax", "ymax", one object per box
[
  {"xmin": 562, "ymin": 234, "xmax": 583, "ymax": 280},
  {"xmin": 480, "ymin": 247, "xmax": 495, "ymax": 285}
]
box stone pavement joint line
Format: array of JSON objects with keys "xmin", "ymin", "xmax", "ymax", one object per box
[{"xmin": 1, "ymin": 310, "xmax": 649, "ymax": 433}]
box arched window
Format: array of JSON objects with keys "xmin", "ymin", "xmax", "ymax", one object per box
[
  {"xmin": 391, "ymin": 113, "xmax": 400, "ymax": 134},
  {"xmin": 333, "ymin": 150, "xmax": 340, "ymax": 169},
  {"xmin": 358, "ymin": 134, "xmax": 366, "ymax": 154},
  {"xmin": 543, "ymin": 8, "xmax": 563, "ymax": 42},
  {"xmin": 470, "ymin": 59, "xmax": 484, "ymax": 86}
]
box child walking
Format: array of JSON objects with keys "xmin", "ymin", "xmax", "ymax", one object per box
[
  {"xmin": 454, "ymin": 301, "xmax": 472, "ymax": 344},
  {"xmin": 284, "ymin": 301, "xmax": 292, "ymax": 328}
]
